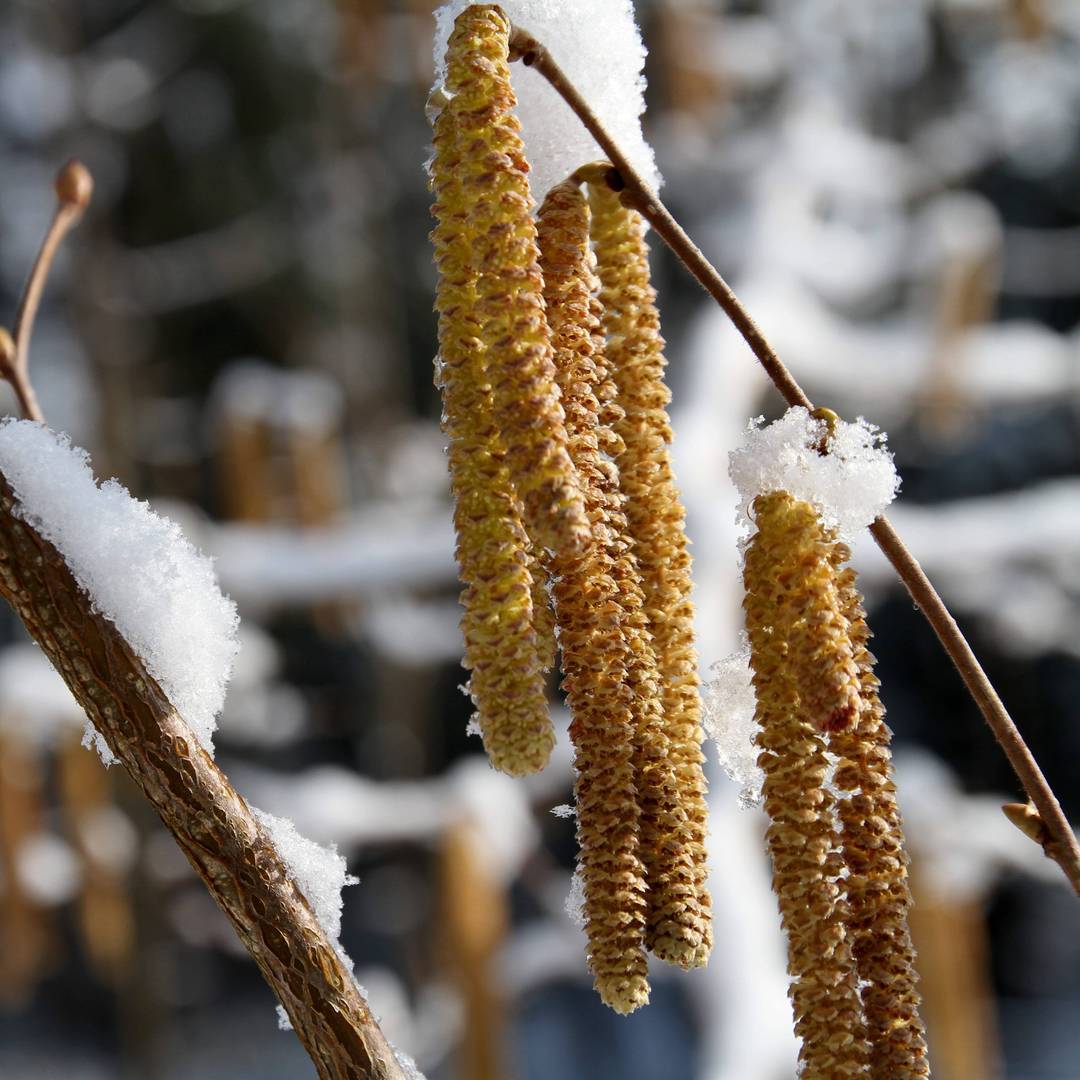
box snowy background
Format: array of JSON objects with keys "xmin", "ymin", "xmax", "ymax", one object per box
[{"xmin": 1, "ymin": 1, "xmax": 1080, "ymax": 1078}]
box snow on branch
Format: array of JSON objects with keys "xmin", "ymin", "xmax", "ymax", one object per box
[{"xmin": 0, "ymin": 419, "xmax": 239, "ymax": 756}]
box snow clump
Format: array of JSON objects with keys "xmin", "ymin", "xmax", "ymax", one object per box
[
  {"xmin": 728, "ymin": 407, "xmax": 899, "ymax": 543},
  {"xmin": 253, "ymin": 808, "xmax": 359, "ymax": 969},
  {"xmin": 702, "ymin": 641, "xmax": 764, "ymax": 807},
  {"xmin": 432, "ymin": 0, "xmax": 660, "ymax": 203},
  {"xmin": 0, "ymin": 420, "xmax": 239, "ymax": 757}
]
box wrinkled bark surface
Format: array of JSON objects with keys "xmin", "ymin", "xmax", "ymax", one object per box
[{"xmin": 0, "ymin": 476, "xmax": 404, "ymax": 1080}]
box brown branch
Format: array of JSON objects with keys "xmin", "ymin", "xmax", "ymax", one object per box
[
  {"xmin": 509, "ymin": 25, "xmax": 1080, "ymax": 899},
  {"xmin": 0, "ymin": 477, "xmax": 407, "ymax": 1078}
]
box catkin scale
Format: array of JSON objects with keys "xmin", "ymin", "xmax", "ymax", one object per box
[
  {"xmin": 537, "ymin": 180, "xmax": 651, "ymax": 1013},
  {"xmin": 430, "ymin": 34, "xmax": 553, "ymax": 776},
  {"xmin": 588, "ymin": 182, "xmax": 711, "ymax": 960},
  {"xmin": 445, "ymin": 5, "xmax": 589, "ymax": 557},
  {"xmin": 745, "ymin": 492, "xmax": 869, "ymax": 1078}
]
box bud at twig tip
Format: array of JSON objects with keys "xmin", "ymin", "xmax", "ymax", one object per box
[{"xmin": 55, "ymin": 159, "xmax": 93, "ymax": 213}]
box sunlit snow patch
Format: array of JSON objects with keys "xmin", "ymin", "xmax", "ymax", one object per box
[
  {"xmin": 0, "ymin": 419, "xmax": 239, "ymax": 758},
  {"xmin": 432, "ymin": 0, "xmax": 660, "ymax": 203}
]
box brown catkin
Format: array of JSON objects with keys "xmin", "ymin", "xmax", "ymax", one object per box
[
  {"xmin": 446, "ymin": 5, "xmax": 590, "ymax": 557},
  {"xmin": 588, "ymin": 181, "xmax": 711, "ymax": 957},
  {"xmin": 829, "ymin": 544, "xmax": 930, "ymax": 1078},
  {"xmin": 430, "ymin": 67, "xmax": 552, "ymax": 776},
  {"xmin": 536, "ymin": 179, "xmax": 650, "ymax": 1014},
  {"xmin": 745, "ymin": 492, "xmax": 869, "ymax": 1078},
  {"xmin": 539, "ymin": 179, "xmax": 711, "ymax": 975}
]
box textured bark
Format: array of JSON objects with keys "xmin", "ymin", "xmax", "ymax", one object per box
[{"xmin": 0, "ymin": 477, "xmax": 404, "ymax": 1080}]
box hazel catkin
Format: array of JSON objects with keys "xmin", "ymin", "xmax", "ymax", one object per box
[
  {"xmin": 828, "ymin": 544, "xmax": 929, "ymax": 1078},
  {"xmin": 744, "ymin": 491, "xmax": 870, "ymax": 1079},
  {"xmin": 588, "ymin": 179, "xmax": 712, "ymax": 962},
  {"xmin": 445, "ymin": 5, "xmax": 589, "ymax": 557},
  {"xmin": 430, "ymin": 57, "xmax": 553, "ymax": 776},
  {"xmin": 537, "ymin": 178, "xmax": 650, "ymax": 1014}
]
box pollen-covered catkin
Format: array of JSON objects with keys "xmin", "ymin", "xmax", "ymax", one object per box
[
  {"xmin": 745, "ymin": 492, "xmax": 869, "ymax": 1078},
  {"xmin": 444, "ymin": 5, "xmax": 589, "ymax": 556},
  {"xmin": 775, "ymin": 512, "xmax": 862, "ymax": 736},
  {"xmin": 430, "ymin": 86, "xmax": 553, "ymax": 776},
  {"xmin": 588, "ymin": 180, "xmax": 711, "ymax": 959},
  {"xmin": 829, "ymin": 545, "xmax": 929, "ymax": 1078},
  {"xmin": 539, "ymin": 179, "xmax": 711, "ymax": 976},
  {"xmin": 536, "ymin": 179, "xmax": 651, "ymax": 1014}
]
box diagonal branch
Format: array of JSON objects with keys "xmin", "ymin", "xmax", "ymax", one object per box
[
  {"xmin": 0, "ymin": 478, "xmax": 406, "ymax": 1078},
  {"xmin": 507, "ymin": 24, "xmax": 1080, "ymax": 899}
]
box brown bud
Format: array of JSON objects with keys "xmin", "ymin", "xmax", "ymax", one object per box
[{"xmin": 55, "ymin": 160, "xmax": 93, "ymax": 213}]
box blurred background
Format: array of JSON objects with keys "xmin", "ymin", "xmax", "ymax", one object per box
[{"xmin": 1, "ymin": 0, "xmax": 1079, "ymax": 1077}]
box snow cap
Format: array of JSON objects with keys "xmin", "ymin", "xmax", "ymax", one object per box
[
  {"xmin": 729, "ymin": 407, "xmax": 899, "ymax": 543},
  {"xmin": 432, "ymin": 0, "xmax": 660, "ymax": 202},
  {"xmin": 0, "ymin": 420, "xmax": 239, "ymax": 757}
]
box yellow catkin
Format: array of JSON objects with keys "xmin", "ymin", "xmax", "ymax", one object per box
[
  {"xmin": 445, "ymin": 5, "xmax": 590, "ymax": 557},
  {"xmin": 539, "ymin": 179, "xmax": 710, "ymax": 975},
  {"xmin": 777, "ymin": 507, "xmax": 862, "ymax": 735},
  {"xmin": 588, "ymin": 180, "xmax": 712, "ymax": 958},
  {"xmin": 829, "ymin": 544, "xmax": 930, "ymax": 1078},
  {"xmin": 536, "ymin": 179, "xmax": 650, "ymax": 1014},
  {"xmin": 430, "ymin": 80, "xmax": 553, "ymax": 775},
  {"xmin": 745, "ymin": 492, "xmax": 869, "ymax": 1079}
]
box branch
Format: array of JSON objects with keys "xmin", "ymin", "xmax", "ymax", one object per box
[
  {"xmin": 509, "ymin": 25, "xmax": 1080, "ymax": 899},
  {"xmin": 0, "ymin": 478, "xmax": 406, "ymax": 1078}
]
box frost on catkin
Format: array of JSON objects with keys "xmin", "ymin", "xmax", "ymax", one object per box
[
  {"xmin": 430, "ymin": 64, "xmax": 552, "ymax": 776},
  {"xmin": 745, "ymin": 492, "xmax": 869, "ymax": 1078},
  {"xmin": 445, "ymin": 5, "xmax": 589, "ymax": 557},
  {"xmin": 588, "ymin": 180, "xmax": 711, "ymax": 959},
  {"xmin": 536, "ymin": 179, "xmax": 649, "ymax": 1014},
  {"xmin": 540, "ymin": 179, "xmax": 710, "ymax": 974},
  {"xmin": 829, "ymin": 544, "xmax": 929, "ymax": 1078}
]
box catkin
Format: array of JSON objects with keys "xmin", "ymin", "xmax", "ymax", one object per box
[
  {"xmin": 540, "ymin": 179, "xmax": 710, "ymax": 975},
  {"xmin": 745, "ymin": 492, "xmax": 869, "ymax": 1079},
  {"xmin": 536, "ymin": 179, "xmax": 651, "ymax": 1014},
  {"xmin": 588, "ymin": 181, "xmax": 712, "ymax": 958},
  {"xmin": 430, "ymin": 71, "xmax": 552, "ymax": 775},
  {"xmin": 445, "ymin": 5, "xmax": 589, "ymax": 556},
  {"xmin": 829, "ymin": 544, "xmax": 929, "ymax": 1078},
  {"xmin": 775, "ymin": 505, "xmax": 862, "ymax": 735}
]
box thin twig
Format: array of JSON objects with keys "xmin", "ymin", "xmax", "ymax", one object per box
[
  {"xmin": 0, "ymin": 162, "xmax": 406, "ymax": 1077},
  {"xmin": 2, "ymin": 160, "xmax": 94, "ymax": 423},
  {"xmin": 509, "ymin": 25, "xmax": 1080, "ymax": 898}
]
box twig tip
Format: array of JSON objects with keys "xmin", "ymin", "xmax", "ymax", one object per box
[{"xmin": 55, "ymin": 159, "xmax": 93, "ymax": 214}]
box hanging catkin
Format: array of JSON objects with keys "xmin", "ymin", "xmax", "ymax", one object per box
[
  {"xmin": 536, "ymin": 178, "xmax": 651, "ymax": 1014},
  {"xmin": 744, "ymin": 491, "xmax": 870, "ymax": 1079},
  {"xmin": 446, "ymin": 4, "xmax": 590, "ymax": 556},
  {"xmin": 587, "ymin": 180, "xmax": 712, "ymax": 958},
  {"xmin": 829, "ymin": 544, "xmax": 930, "ymax": 1078},
  {"xmin": 540, "ymin": 178, "xmax": 711, "ymax": 976},
  {"xmin": 430, "ymin": 50, "xmax": 553, "ymax": 776}
]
